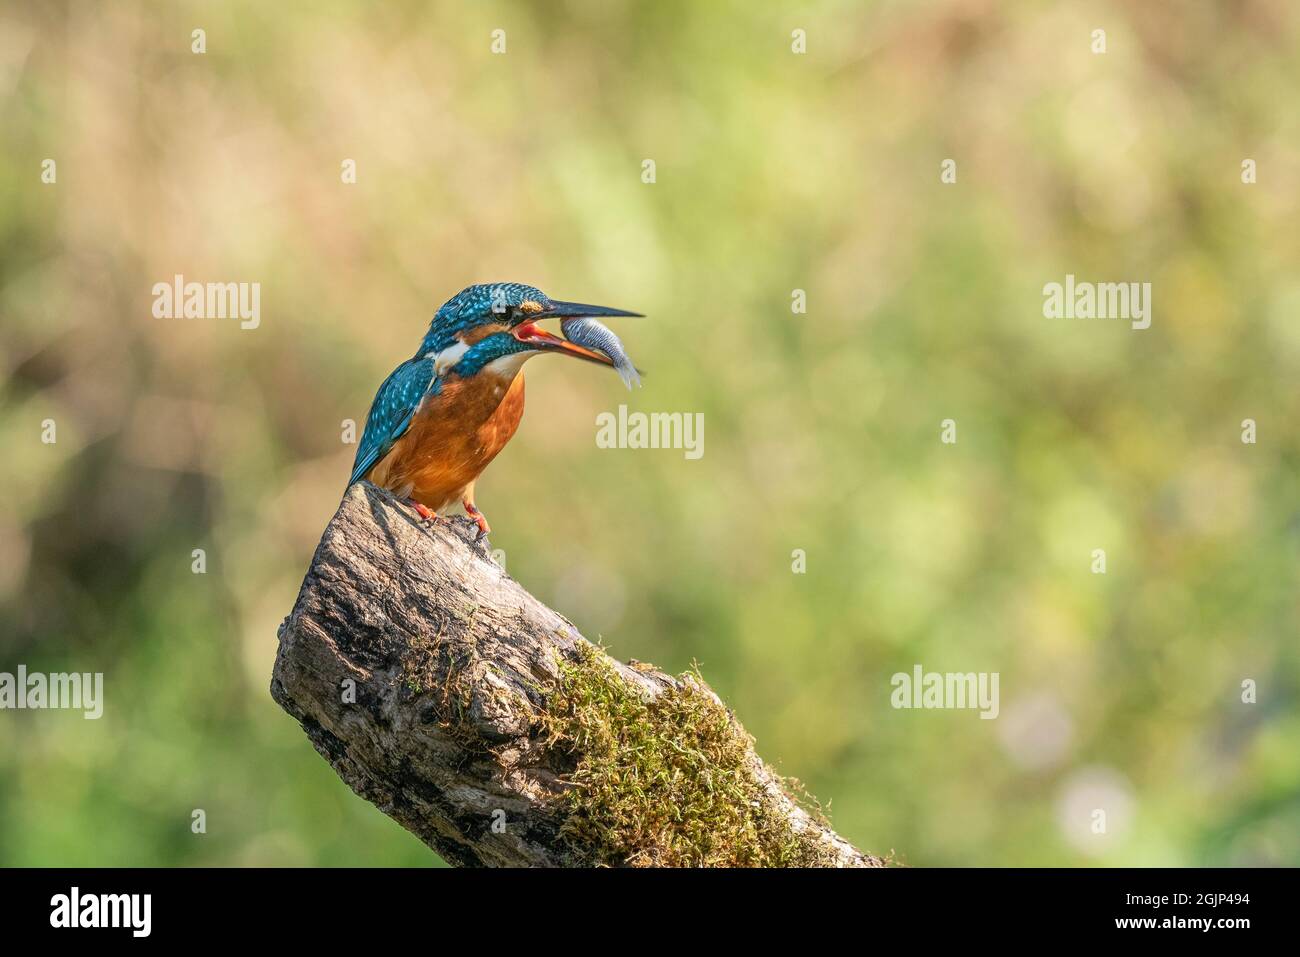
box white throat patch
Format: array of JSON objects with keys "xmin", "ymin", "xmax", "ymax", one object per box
[
  {"xmin": 484, "ymin": 351, "xmax": 531, "ymax": 379},
  {"xmin": 428, "ymin": 340, "xmax": 470, "ymax": 376}
]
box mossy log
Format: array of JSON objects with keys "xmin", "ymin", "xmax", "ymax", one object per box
[{"xmin": 271, "ymin": 482, "xmax": 884, "ymax": 867}]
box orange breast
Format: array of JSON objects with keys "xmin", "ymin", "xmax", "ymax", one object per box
[{"xmin": 368, "ymin": 372, "xmax": 526, "ymax": 511}]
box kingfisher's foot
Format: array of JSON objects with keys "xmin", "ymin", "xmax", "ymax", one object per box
[
  {"xmin": 463, "ymin": 500, "xmax": 491, "ymax": 540},
  {"xmin": 407, "ymin": 499, "xmax": 438, "ymax": 525}
]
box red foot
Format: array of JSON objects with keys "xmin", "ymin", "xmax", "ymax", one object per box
[
  {"xmin": 409, "ymin": 501, "xmax": 435, "ymax": 522},
  {"xmin": 463, "ymin": 501, "xmax": 491, "ymax": 539}
]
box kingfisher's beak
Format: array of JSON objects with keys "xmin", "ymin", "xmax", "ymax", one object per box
[
  {"xmin": 540, "ymin": 300, "xmax": 644, "ymax": 320},
  {"xmin": 512, "ymin": 322, "xmax": 614, "ymax": 365}
]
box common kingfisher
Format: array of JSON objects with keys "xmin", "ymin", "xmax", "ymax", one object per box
[{"xmin": 348, "ymin": 283, "xmax": 641, "ymax": 538}]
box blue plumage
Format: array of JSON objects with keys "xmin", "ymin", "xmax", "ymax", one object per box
[
  {"xmin": 418, "ymin": 283, "xmax": 550, "ymax": 355},
  {"xmin": 348, "ymin": 357, "xmax": 440, "ymax": 486}
]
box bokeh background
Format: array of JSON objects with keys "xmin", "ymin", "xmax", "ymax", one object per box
[{"xmin": 2, "ymin": 0, "xmax": 1298, "ymax": 867}]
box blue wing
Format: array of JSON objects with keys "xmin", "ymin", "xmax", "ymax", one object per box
[{"xmin": 348, "ymin": 358, "xmax": 439, "ymax": 486}]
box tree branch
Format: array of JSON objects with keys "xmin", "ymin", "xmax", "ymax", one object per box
[{"xmin": 271, "ymin": 482, "xmax": 884, "ymax": 867}]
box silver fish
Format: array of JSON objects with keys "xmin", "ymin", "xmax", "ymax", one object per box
[{"xmin": 561, "ymin": 317, "xmax": 641, "ymax": 390}]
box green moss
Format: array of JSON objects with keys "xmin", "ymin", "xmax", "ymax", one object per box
[{"xmin": 542, "ymin": 645, "xmax": 841, "ymax": 867}]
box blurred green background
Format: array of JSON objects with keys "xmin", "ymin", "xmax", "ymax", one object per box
[{"xmin": 2, "ymin": 0, "xmax": 1298, "ymax": 867}]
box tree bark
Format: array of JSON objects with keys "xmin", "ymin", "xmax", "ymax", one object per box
[{"xmin": 271, "ymin": 482, "xmax": 883, "ymax": 867}]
